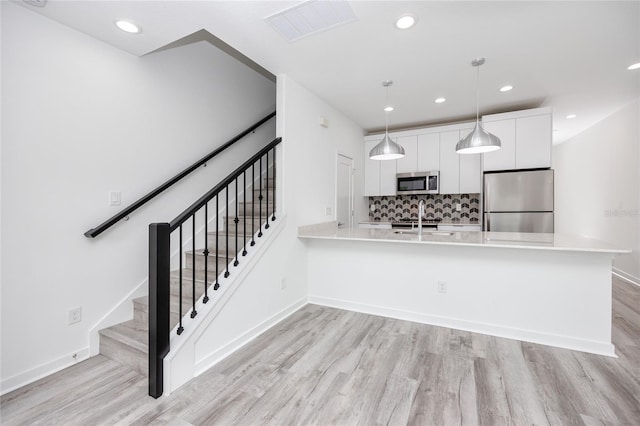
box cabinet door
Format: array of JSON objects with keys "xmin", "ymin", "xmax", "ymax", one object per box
[
  {"xmin": 417, "ymin": 133, "xmax": 440, "ymax": 171},
  {"xmin": 459, "ymin": 151, "xmax": 481, "ymax": 194},
  {"xmin": 364, "ymin": 140, "xmax": 380, "ymax": 196},
  {"xmin": 439, "ymin": 131, "xmax": 460, "ymax": 194},
  {"xmin": 482, "ymin": 119, "xmax": 516, "ymax": 171},
  {"xmin": 515, "ymin": 114, "xmax": 552, "ymax": 169},
  {"xmin": 379, "ymin": 142, "xmax": 397, "ymax": 195},
  {"xmin": 395, "ymin": 136, "xmax": 418, "ymax": 173}
]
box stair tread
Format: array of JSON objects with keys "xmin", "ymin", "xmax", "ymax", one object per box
[{"xmin": 99, "ymin": 320, "xmax": 148, "ymax": 353}]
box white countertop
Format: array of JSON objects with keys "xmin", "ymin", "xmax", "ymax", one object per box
[
  {"xmin": 358, "ymin": 220, "xmax": 480, "ymax": 226},
  {"xmin": 299, "ymin": 222, "xmax": 629, "ymax": 254}
]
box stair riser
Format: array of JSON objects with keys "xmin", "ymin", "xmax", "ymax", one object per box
[
  {"xmin": 236, "ymin": 205, "xmax": 272, "ymax": 216},
  {"xmin": 100, "ymin": 334, "xmax": 147, "ymax": 376},
  {"xmin": 134, "ymin": 297, "xmax": 206, "ymax": 330}
]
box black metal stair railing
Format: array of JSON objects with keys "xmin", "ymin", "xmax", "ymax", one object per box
[{"xmin": 148, "ymin": 137, "xmax": 281, "ymax": 399}]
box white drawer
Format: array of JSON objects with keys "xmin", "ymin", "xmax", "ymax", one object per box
[{"xmin": 438, "ymin": 224, "xmax": 481, "ymax": 232}]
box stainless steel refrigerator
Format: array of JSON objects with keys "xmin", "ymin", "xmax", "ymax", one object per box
[{"xmin": 483, "ymin": 169, "xmax": 554, "ymax": 233}]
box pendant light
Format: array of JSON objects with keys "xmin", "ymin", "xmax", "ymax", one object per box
[
  {"xmin": 456, "ymin": 58, "xmax": 501, "ymax": 154},
  {"xmin": 369, "ymin": 80, "xmax": 405, "ymax": 160}
]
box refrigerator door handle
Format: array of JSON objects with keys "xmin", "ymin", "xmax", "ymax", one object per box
[{"xmin": 486, "ymin": 213, "xmax": 490, "ymax": 232}]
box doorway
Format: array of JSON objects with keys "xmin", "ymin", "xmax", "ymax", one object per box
[{"xmin": 336, "ymin": 154, "xmax": 354, "ymax": 228}]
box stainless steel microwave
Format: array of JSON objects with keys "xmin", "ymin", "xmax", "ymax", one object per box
[{"xmin": 396, "ymin": 171, "xmax": 439, "ymax": 195}]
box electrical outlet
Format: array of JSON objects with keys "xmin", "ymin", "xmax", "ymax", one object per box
[
  {"xmin": 280, "ymin": 277, "xmax": 287, "ymax": 290},
  {"xmin": 456, "ymin": 203, "xmax": 461, "ymax": 211},
  {"xmin": 437, "ymin": 281, "xmax": 447, "ymax": 294},
  {"xmin": 325, "ymin": 207, "xmax": 332, "ymax": 216},
  {"xmin": 68, "ymin": 307, "xmax": 82, "ymax": 325}
]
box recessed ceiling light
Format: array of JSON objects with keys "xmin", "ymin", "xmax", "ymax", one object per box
[
  {"xmin": 434, "ymin": 97, "xmax": 446, "ymax": 104},
  {"xmin": 566, "ymin": 114, "xmax": 577, "ymax": 119},
  {"xmin": 499, "ymin": 85, "xmax": 513, "ymax": 92},
  {"xmin": 384, "ymin": 105, "xmax": 394, "ymax": 112},
  {"xmin": 115, "ymin": 20, "xmax": 141, "ymax": 34},
  {"xmin": 395, "ymin": 15, "xmax": 416, "ymax": 30},
  {"xmin": 628, "ymin": 62, "xmax": 640, "ymax": 70}
]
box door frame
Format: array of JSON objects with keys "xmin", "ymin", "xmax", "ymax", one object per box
[{"xmin": 336, "ymin": 153, "xmax": 354, "ymax": 228}]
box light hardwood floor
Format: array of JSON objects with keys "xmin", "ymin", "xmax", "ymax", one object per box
[{"xmin": 2, "ymin": 276, "xmax": 639, "ymax": 425}]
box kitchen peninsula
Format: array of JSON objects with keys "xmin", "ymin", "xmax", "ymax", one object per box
[{"xmin": 299, "ymin": 222, "xmax": 629, "ymax": 357}]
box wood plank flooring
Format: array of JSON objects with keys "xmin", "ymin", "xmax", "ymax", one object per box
[{"xmin": 2, "ymin": 276, "xmax": 639, "ymax": 425}]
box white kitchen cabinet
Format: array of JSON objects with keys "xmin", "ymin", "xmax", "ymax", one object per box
[
  {"xmin": 482, "ymin": 108, "xmax": 552, "ymax": 171},
  {"xmin": 417, "ymin": 133, "xmax": 440, "ymax": 171},
  {"xmin": 515, "ymin": 114, "xmax": 552, "ymax": 169},
  {"xmin": 482, "ymin": 119, "xmax": 516, "ymax": 171},
  {"xmin": 439, "ymin": 128, "xmax": 481, "ymax": 194},
  {"xmin": 380, "ymin": 153, "xmax": 397, "ymax": 195},
  {"xmin": 364, "ymin": 138, "xmax": 397, "ymax": 196},
  {"xmin": 395, "ymin": 136, "xmax": 418, "ymax": 173},
  {"xmin": 439, "ymin": 131, "xmax": 461, "ymax": 194},
  {"xmin": 459, "ymin": 150, "xmax": 482, "ymax": 193},
  {"xmin": 364, "ymin": 140, "xmax": 380, "ymax": 196}
]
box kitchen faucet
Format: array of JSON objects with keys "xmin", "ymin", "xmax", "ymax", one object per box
[{"xmin": 418, "ymin": 200, "xmax": 425, "ymax": 236}]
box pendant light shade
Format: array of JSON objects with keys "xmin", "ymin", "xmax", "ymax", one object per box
[
  {"xmin": 369, "ymin": 134, "xmax": 405, "ymax": 160},
  {"xmin": 456, "ymin": 58, "xmax": 501, "ymax": 154},
  {"xmin": 370, "ymin": 80, "xmax": 405, "ymax": 161}
]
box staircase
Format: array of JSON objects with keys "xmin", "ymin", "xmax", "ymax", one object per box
[{"xmin": 98, "ymin": 176, "xmax": 275, "ymax": 377}]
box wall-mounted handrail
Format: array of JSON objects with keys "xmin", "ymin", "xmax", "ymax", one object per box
[
  {"xmin": 169, "ymin": 137, "xmax": 281, "ymax": 231},
  {"xmin": 84, "ymin": 111, "xmax": 276, "ymax": 238}
]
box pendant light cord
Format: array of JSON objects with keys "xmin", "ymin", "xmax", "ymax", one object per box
[
  {"xmin": 476, "ymin": 63, "xmax": 480, "ymax": 123},
  {"xmin": 385, "ymin": 84, "xmax": 390, "ymax": 134}
]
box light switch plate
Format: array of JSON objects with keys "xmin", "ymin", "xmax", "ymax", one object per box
[
  {"xmin": 68, "ymin": 307, "xmax": 82, "ymax": 325},
  {"xmin": 108, "ymin": 191, "xmax": 121, "ymax": 206}
]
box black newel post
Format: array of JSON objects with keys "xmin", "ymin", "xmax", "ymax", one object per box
[{"xmin": 149, "ymin": 223, "xmax": 170, "ymax": 399}]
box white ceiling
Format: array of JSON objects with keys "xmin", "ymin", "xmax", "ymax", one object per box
[{"xmin": 19, "ymin": 0, "xmax": 640, "ymax": 143}]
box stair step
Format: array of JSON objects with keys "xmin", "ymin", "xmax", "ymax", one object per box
[
  {"xmin": 99, "ymin": 320, "xmax": 148, "ymax": 375},
  {"xmin": 134, "ymin": 291, "xmax": 215, "ymax": 329},
  {"xmin": 236, "ymin": 203, "xmax": 272, "ymax": 216},
  {"xmin": 223, "ymin": 217, "xmax": 274, "ymax": 234},
  {"xmin": 185, "ymin": 250, "xmax": 238, "ymax": 272}
]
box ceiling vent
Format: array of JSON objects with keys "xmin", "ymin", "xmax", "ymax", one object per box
[{"xmin": 265, "ymin": 0, "xmax": 357, "ymax": 42}]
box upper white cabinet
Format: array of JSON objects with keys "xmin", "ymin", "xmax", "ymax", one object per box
[
  {"xmin": 395, "ymin": 136, "xmax": 418, "ymax": 173},
  {"xmin": 439, "ymin": 127, "xmax": 481, "ymax": 194},
  {"xmin": 439, "ymin": 131, "xmax": 461, "ymax": 194},
  {"xmin": 364, "ymin": 139, "xmax": 380, "ymax": 196},
  {"xmin": 482, "ymin": 107, "xmax": 552, "ymax": 171},
  {"xmin": 417, "ymin": 133, "xmax": 440, "ymax": 171},
  {"xmin": 515, "ymin": 114, "xmax": 552, "ymax": 169},
  {"xmin": 363, "ymin": 138, "xmax": 397, "ymax": 196}
]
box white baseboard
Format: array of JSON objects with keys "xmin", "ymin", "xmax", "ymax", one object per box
[
  {"xmin": 613, "ymin": 268, "xmax": 640, "ymax": 287},
  {"xmin": 308, "ymin": 295, "xmax": 616, "ymax": 358},
  {"xmin": 0, "ymin": 347, "xmax": 90, "ymax": 396},
  {"xmin": 194, "ymin": 297, "xmax": 307, "ymax": 376}
]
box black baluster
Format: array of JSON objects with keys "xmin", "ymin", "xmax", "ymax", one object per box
[
  {"xmin": 251, "ymin": 163, "xmax": 256, "ymax": 247},
  {"xmin": 265, "ymin": 150, "xmax": 270, "ymax": 230},
  {"xmin": 190, "ymin": 215, "xmax": 197, "ymax": 319},
  {"xmin": 203, "ymin": 203, "xmax": 209, "ymax": 303},
  {"xmin": 177, "ymin": 225, "xmax": 184, "ymax": 335},
  {"xmin": 271, "ymin": 147, "xmax": 276, "ymax": 222},
  {"xmin": 234, "ymin": 177, "xmax": 239, "ymax": 267},
  {"xmin": 258, "ymin": 156, "xmax": 263, "ymax": 238},
  {"xmin": 214, "ymin": 196, "xmax": 220, "ymax": 291},
  {"xmin": 242, "ymin": 170, "xmax": 247, "ymax": 256},
  {"xmin": 224, "ymin": 185, "xmax": 230, "ymax": 278}
]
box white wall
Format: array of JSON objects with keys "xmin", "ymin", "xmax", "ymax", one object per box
[
  {"xmin": 278, "ymin": 76, "xmax": 367, "ymax": 226},
  {"xmin": 554, "ymin": 100, "xmax": 640, "ymax": 284},
  {"xmin": 0, "ymin": 2, "xmax": 275, "ymax": 391},
  {"xmin": 156, "ymin": 75, "xmax": 366, "ymax": 392}
]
